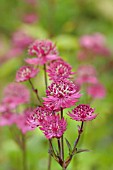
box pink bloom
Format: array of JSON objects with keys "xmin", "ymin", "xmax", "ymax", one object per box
[
  {"xmin": 16, "ymin": 66, "xmax": 39, "ymax": 82},
  {"xmin": 27, "ymin": 39, "xmax": 59, "ymax": 65},
  {"xmin": 40, "ymin": 114, "xmax": 67, "ymax": 139},
  {"xmin": 0, "ymin": 112, "xmax": 17, "ymax": 126},
  {"xmin": 22, "ymin": 13, "xmax": 38, "ymax": 24},
  {"xmin": 5, "ymin": 47, "xmax": 23, "ymax": 59},
  {"xmin": 12, "ymin": 30, "xmax": 34, "ymax": 49},
  {"xmin": 76, "ymin": 65, "xmax": 98, "ymax": 85},
  {"xmin": 3, "ymin": 83, "xmax": 30, "ymax": 108},
  {"xmin": 43, "ymin": 80, "xmax": 81, "ymax": 111},
  {"xmin": 16, "ymin": 109, "xmax": 33, "ymax": 134},
  {"xmin": 87, "ymin": 83, "xmax": 106, "ymax": 99},
  {"xmin": 27, "ymin": 106, "xmax": 52, "ymax": 128},
  {"xmin": 79, "ymin": 33, "xmax": 111, "ymax": 57},
  {"xmin": 68, "ymin": 104, "xmax": 97, "ymax": 121},
  {"xmin": 47, "ymin": 59, "xmax": 75, "ymax": 81}
]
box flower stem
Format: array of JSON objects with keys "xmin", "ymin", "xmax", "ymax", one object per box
[
  {"xmin": 61, "ymin": 108, "xmax": 64, "ymax": 162},
  {"xmin": 29, "ymin": 79, "xmax": 41, "ymax": 104},
  {"xmin": 22, "ymin": 134, "xmax": 27, "ymax": 170},
  {"xmin": 43, "ymin": 64, "xmax": 52, "ymax": 170},
  {"xmin": 43, "ymin": 64, "xmax": 48, "ymax": 90},
  {"xmin": 73, "ymin": 121, "xmax": 84, "ymax": 152},
  {"xmin": 57, "ymin": 139, "xmax": 61, "ymax": 158}
]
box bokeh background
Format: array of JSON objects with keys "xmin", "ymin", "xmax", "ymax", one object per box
[{"xmin": 0, "ymin": 0, "xmax": 113, "ymax": 170}]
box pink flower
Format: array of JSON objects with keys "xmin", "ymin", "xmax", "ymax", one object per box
[
  {"xmin": 22, "ymin": 13, "xmax": 38, "ymax": 24},
  {"xmin": 87, "ymin": 83, "xmax": 106, "ymax": 99},
  {"xmin": 76, "ymin": 65, "xmax": 98, "ymax": 85},
  {"xmin": 5, "ymin": 47, "xmax": 23, "ymax": 59},
  {"xmin": 40, "ymin": 114, "xmax": 67, "ymax": 139},
  {"xmin": 0, "ymin": 112, "xmax": 17, "ymax": 126},
  {"xmin": 68, "ymin": 104, "xmax": 97, "ymax": 121},
  {"xmin": 3, "ymin": 83, "xmax": 30, "ymax": 108},
  {"xmin": 16, "ymin": 66, "xmax": 39, "ymax": 82},
  {"xmin": 16, "ymin": 109, "xmax": 33, "ymax": 134},
  {"xmin": 47, "ymin": 59, "xmax": 75, "ymax": 81},
  {"xmin": 26, "ymin": 39, "xmax": 59, "ymax": 65},
  {"xmin": 79, "ymin": 33, "xmax": 111, "ymax": 57},
  {"xmin": 27, "ymin": 106, "xmax": 52, "ymax": 128},
  {"xmin": 12, "ymin": 30, "xmax": 34, "ymax": 49},
  {"xmin": 43, "ymin": 79, "xmax": 81, "ymax": 111}
]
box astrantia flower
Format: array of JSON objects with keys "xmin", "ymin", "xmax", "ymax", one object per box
[
  {"xmin": 3, "ymin": 83, "xmax": 30, "ymax": 108},
  {"xmin": 76, "ymin": 65, "xmax": 98, "ymax": 85},
  {"xmin": 27, "ymin": 106, "xmax": 52, "ymax": 128},
  {"xmin": 40, "ymin": 114, "xmax": 67, "ymax": 139},
  {"xmin": 0, "ymin": 112, "xmax": 17, "ymax": 126},
  {"xmin": 68, "ymin": 104, "xmax": 97, "ymax": 121},
  {"xmin": 16, "ymin": 66, "xmax": 39, "ymax": 82},
  {"xmin": 22, "ymin": 13, "xmax": 38, "ymax": 24},
  {"xmin": 16, "ymin": 109, "xmax": 33, "ymax": 134},
  {"xmin": 79, "ymin": 33, "xmax": 111, "ymax": 57},
  {"xmin": 43, "ymin": 79, "xmax": 81, "ymax": 111},
  {"xmin": 26, "ymin": 39, "xmax": 59, "ymax": 65},
  {"xmin": 47, "ymin": 59, "xmax": 75, "ymax": 81},
  {"xmin": 87, "ymin": 83, "xmax": 106, "ymax": 99},
  {"xmin": 12, "ymin": 30, "xmax": 34, "ymax": 49}
]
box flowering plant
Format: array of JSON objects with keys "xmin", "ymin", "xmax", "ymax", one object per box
[{"xmin": 0, "ymin": 38, "xmax": 100, "ymax": 170}]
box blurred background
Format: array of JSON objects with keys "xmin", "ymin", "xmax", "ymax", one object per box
[{"xmin": 0, "ymin": 0, "xmax": 113, "ymax": 170}]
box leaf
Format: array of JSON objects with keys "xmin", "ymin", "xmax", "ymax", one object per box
[
  {"xmin": 65, "ymin": 138, "xmax": 72, "ymax": 155},
  {"xmin": 76, "ymin": 149, "xmax": 90, "ymax": 154}
]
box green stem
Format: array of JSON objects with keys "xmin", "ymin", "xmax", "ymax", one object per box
[
  {"xmin": 22, "ymin": 134, "xmax": 27, "ymax": 170},
  {"xmin": 74, "ymin": 122, "xmax": 84, "ymax": 148},
  {"xmin": 29, "ymin": 79, "xmax": 41, "ymax": 104},
  {"xmin": 43, "ymin": 65, "xmax": 52, "ymax": 170},
  {"xmin": 43, "ymin": 64, "xmax": 48, "ymax": 90},
  {"xmin": 61, "ymin": 108, "xmax": 64, "ymax": 162},
  {"xmin": 57, "ymin": 139, "xmax": 61, "ymax": 158}
]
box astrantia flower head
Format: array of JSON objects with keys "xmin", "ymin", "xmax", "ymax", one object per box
[
  {"xmin": 68, "ymin": 104, "xmax": 97, "ymax": 121},
  {"xmin": 16, "ymin": 66, "xmax": 39, "ymax": 82},
  {"xmin": 43, "ymin": 79, "xmax": 81, "ymax": 111},
  {"xmin": 87, "ymin": 83, "xmax": 106, "ymax": 99},
  {"xmin": 40, "ymin": 114, "xmax": 67, "ymax": 139},
  {"xmin": 12, "ymin": 30, "xmax": 34, "ymax": 49},
  {"xmin": 16, "ymin": 108, "xmax": 33, "ymax": 134},
  {"xmin": 47, "ymin": 59, "xmax": 75, "ymax": 81},
  {"xmin": 76, "ymin": 65, "xmax": 98, "ymax": 85},
  {"xmin": 79, "ymin": 33, "xmax": 111, "ymax": 57},
  {"xmin": 0, "ymin": 112, "xmax": 17, "ymax": 126},
  {"xmin": 27, "ymin": 106, "xmax": 52, "ymax": 128},
  {"xmin": 3, "ymin": 83, "xmax": 30, "ymax": 108},
  {"xmin": 22, "ymin": 13, "xmax": 38, "ymax": 24},
  {"xmin": 26, "ymin": 39, "xmax": 59, "ymax": 65}
]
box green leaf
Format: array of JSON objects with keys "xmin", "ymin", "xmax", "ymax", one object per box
[
  {"xmin": 65, "ymin": 138, "xmax": 72, "ymax": 155},
  {"xmin": 76, "ymin": 149, "xmax": 90, "ymax": 154}
]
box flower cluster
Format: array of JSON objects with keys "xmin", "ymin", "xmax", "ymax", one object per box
[
  {"xmin": 43, "ymin": 79, "xmax": 81, "ymax": 111},
  {"xmin": 77, "ymin": 33, "xmax": 111, "ymax": 60},
  {"xmin": 3, "ymin": 83, "xmax": 30, "ymax": 108},
  {"xmin": 47, "ymin": 59, "xmax": 75, "ymax": 81},
  {"xmin": 68, "ymin": 104, "xmax": 97, "ymax": 121},
  {"xmin": 12, "ymin": 30, "xmax": 34, "ymax": 49},
  {"xmin": 76, "ymin": 65, "xmax": 97, "ymax": 85},
  {"xmin": 40, "ymin": 114, "xmax": 67, "ymax": 139},
  {"xmin": 16, "ymin": 66, "xmax": 39, "ymax": 82},
  {"xmin": 76, "ymin": 65, "xmax": 106, "ymax": 99},
  {"xmin": 26, "ymin": 39, "xmax": 59, "ymax": 65},
  {"xmin": 0, "ymin": 37, "xmax": 100, "ymax": 170},
  {"xmin": 0, "ymin": 83, "xmax": 32, "ymax": 134},
  {"xmin": 27, "ymin": 106, "xmax": 53, "ymax": 128}
]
